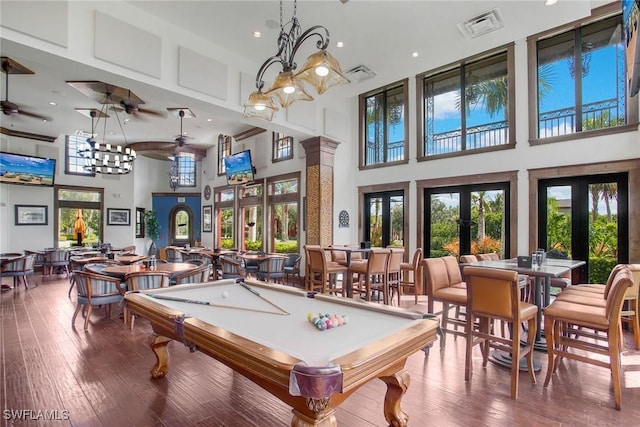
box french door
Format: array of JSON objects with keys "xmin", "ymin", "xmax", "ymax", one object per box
[
  {"xmin": 363, "ymin": 191, "xmax": 404, "ymax": 248},
  {"xmin": 538, "ymin": 173, "xmax": 628, "ymax": 284},
  {"xmin": 424, "ymin": 182, "xmax": 510, "ymax": 258}
]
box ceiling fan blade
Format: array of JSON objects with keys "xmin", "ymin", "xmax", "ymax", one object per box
[
  {"xmin": 1, "ymin": 100, "xmax": 19, "ymax": 115},
  {"xmin": 17, "ymin": 109, "xmax": 52, "ymax": 121},
  {"xmin": 138, "ymin": 107, "xmax": 165, "ymax": 117}
]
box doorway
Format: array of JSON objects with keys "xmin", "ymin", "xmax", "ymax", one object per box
[
  {"xmin": 424, "ymin": 182, "xmax": 510, "ymax": 258},
  {"xmin": 363, "ymin": 190, "xmax": 404, "ymax": 248},
  {"xmin": 538, "ymin": 173, "xmax": 628, "ymax": 284}
]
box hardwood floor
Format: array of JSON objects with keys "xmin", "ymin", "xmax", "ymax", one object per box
[{"xmin": 2, "ymin": 273, "xmax": 639, "ymax": 426}]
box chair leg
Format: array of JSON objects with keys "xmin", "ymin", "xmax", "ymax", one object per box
[
  {"xmin": 84, "ymin": 305, "xmax": 92, "ymax": 330},
  {"xmin": 543, "ymin": 315, "xmax": 556, "ymax": 387},
  {"xmin": 71, "ymin": 304, "xmax": 82, "ymax": 328},
  {"xmin": 610, "ymin": 322, "xmax": 623, "ymax": 409},
  {"xmin": 465, "ymin": 311, "xmax": 474, "ymax": 381},
  {"xmin": 630, "ymin": 300, "xmax": 640, "ymax": 350},
  {"xmin": 526, "ymin": 317, "xmax": 537, "ymax": 385},
  {"xmin": 511, "ymin": 319, "xmax": 521, "ymax": 399}
]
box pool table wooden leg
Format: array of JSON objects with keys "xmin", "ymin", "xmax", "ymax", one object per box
[
  {"xmin": 148, "ymin": 334, "xmax": 172, "ymax": 379},
  {"xmin": 380, "ymin": 369, "xmax": 410, "ymax": 427},
  {"xmin": 291, "ymin": 400, "xmax": 337, "ymax": 427}
]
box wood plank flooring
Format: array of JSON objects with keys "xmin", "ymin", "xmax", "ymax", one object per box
[{"xmin": 2, "ymin": 273, "xmax": 639, "ymax": 426}]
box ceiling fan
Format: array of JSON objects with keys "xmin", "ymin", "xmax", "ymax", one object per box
[
  {"xmin": 169, "ymin": 108, "xmax": 194, "ymax": 147},
  {"xmin": 1, "ymin": 56, "xmax": 52, "ymax": 121},
  {"xmin": 112, "ymin": 90, "xmax": 164, "ymax": 118}
]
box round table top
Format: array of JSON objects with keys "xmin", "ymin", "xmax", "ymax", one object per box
[{"xmin": 86, "ymin": 262, "xmax": 197, "ymax": 278}]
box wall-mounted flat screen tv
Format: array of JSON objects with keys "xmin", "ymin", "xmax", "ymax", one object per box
[
  {"xmin": 0, "ymin": 151, "xmax": 56, "ymax": 187},
  {"xmin": 224, "ymin": 150, "xmax": 255, "ymax": 185}
]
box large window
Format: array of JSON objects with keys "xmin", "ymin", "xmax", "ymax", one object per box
[
  {"xmin": 240, "ymin": 184, "xmax": 264, "ymax": 251},
  {"xmin": 215, "ymin": 187, "xmax": 235, "ymax": 249},
  {"xmin": 529, "ymin": 5, "xmax": 637, "ymax": 142},
  {"xmin": 359, "ymin": 80, "xmax": 408, "ymax": 168},
  {"xmin": 272, "ymin": 132, "xmax": 294, "ymax": 162},
  {"xmin": 418, "ymin": 45, "xmax": 514, "ymax": 158},
  {"xmin": 54, "ymin": 186, "xmax": 103, "ymax": 248},
  {"xmin": 65, "ymin": 135, "xmax": 94, "ymax": 176},
  {"xmin": 267, "ymin": 174, "xmax": 300, "ymax": 253}
]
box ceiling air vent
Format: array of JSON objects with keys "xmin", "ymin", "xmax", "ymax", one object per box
[
  {"xmin": 345, "ymin": 65, "xmax": 377, "ymax": 83},
  {"xmin": 457, "ymin": 8, "xmax": 504, "ymax": 39}
]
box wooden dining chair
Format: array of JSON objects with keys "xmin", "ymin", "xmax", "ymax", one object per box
[
  {"xmin": 256, "ymin": 256, "xmax": 287, "ymax": 284},
  {"xmin": 123, "ymin": 271, "xmax": 171, "ymax": 328},
  {"xmin": 175, "ymin": 264, "xmax": 212, "ymax": 285},
  {"xmin": 543, "ymin": 265, "xmax": 634, "ymax": 409},
  {"xmin": 351, "ymin": 249, "xmax": 391, "ymax": 303},
  {"xmin": 385, "ymin": 247, "xmax": 405, "ymax": 305},
  {"xmin": 305, "ymin": 245, "xmax": 348, "ymax": 295},
  {"xmin": 394, "ymin": 247, "xmax": 423, "ymax": 304},
  {"xmin": 72, "ymin": 270, "xmax": 124, "ymax": 331},
  {"xmin": 463, "ymin": 266, "xmax": 538, "ymax": 399}
]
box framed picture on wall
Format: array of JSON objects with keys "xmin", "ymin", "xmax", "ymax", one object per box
[
  {"xmin": 15, "ymin": 205, "xmax": 48, "ymax": 225},
  {"xmin": 107, "ymin": 208, "xmax": 131, "ymax": 226},
  {"xmin": 203, "ymin": 205, "xmax": 212, "ymax": 232}
]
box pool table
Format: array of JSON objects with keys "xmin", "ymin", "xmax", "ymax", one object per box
[{"xmin": 124, "ymin": 278, "xmax": 439, "ymax": 426}]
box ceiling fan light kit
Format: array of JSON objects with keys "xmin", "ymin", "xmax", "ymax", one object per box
[{"xmin": 242, "ymin": 0, "xmax": 349, "ymax": 121}]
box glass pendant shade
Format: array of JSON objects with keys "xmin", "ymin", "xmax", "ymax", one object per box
[
  {"xmin": 242, "ymin": 90, "xmax": 279, "ymax": 121},
  {"xmin": 266, "ymin": 71, "xmax": 313, "ymax": 108},
  {"xmin": 295, "ymin": 50, "xmax": 350, "ymax": 94}
]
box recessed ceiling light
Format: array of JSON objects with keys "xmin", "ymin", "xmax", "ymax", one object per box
[
  {"xmin": 49, "ymin": 101, "xmax": 57, "ymax": 106},
  {"xmin": 42, "ymin": 119, "xmax": 48, "ymax": 122},
  {"xmin": 336, "ymin": 41, "xmax": 344, "ymax": 48},
  {"xmin": 545, "ymin": 0, "xmax": 558, "ymax": 5},
  {"xmin": 124, "ymin": 118, "xmax": 130, "ymax": 123},
  {"xmin": 253, "ymin": 31, "xmax": 261, "ymax": 38},
  {"xmin": 207, "ymin": 118, "xmax": 212, "ymax": 122},
  {"xmin": 412, "ymin": 52, "xmax": 419, "ymax": 58}
]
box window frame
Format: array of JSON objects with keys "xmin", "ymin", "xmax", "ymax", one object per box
[
  {"xmin": 272, "ymin": 132, "xmax": 294, "ymax": 162},
  {"xmin": 65, "ymin": 135, "xmax": 95, "ymax": 177},
  {"xmin": 177, "ymin": 155, "xmax": 196, "ymax": 188},
  {"xmin": 416, "ymin": 43, "xmax": 516, "ymax": 161},
  {"xmin": 526, "ymin": 2, "xmax": 638, "ymax": 145},
  {"xmin": 358, "ymin": 79, "xmax": 409, "ymax": 170},
  {"xmin": 217, "ymin": 134, "xmax": 232, "ymax": 177}
]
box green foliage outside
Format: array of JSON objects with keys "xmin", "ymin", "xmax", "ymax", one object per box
[
  {"xmin": 589, "ymin": 256, "xmax": 617, "ymax": 285},
  {"xmin": 274, "ymin": 240, "xmax": 298, "ymax": 253}
]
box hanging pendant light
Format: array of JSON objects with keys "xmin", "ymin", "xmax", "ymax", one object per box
[{"xmin": 242, "ymin": 0, "xmax": 349, "ymax": 121}]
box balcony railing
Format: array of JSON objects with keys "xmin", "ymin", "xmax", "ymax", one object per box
[
  {"xmin": 539, "ymin": 98, "xmax": 622, "ymax": 138},
  {"xmin": 365, "ymin": 139, "xmax": 404, "ymax": 165},
  {"xmin": 426, "ymin": 120, "xmax": 509, "ymax": 156}
]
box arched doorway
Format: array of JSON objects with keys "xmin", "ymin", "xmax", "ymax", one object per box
[{"xmin": 169, "ymin": 205, "xmax": 194, "ymax": 246}]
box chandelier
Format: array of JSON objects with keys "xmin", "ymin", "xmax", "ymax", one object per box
[
  {"xmin": 78, "ymin": 100, "xmax": 136, "ymax": 174},
  {"xmin": 242, "ymin": 0, "xmax": 349, "ymax": 121},
  {"xmin": 168, "ymin": 155, "xmax": 179, "ymax": 191}
]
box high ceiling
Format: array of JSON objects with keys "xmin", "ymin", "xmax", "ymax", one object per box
[{"xmin": 0, "ymin": 0, "xmax": 598, "ymax": 153}]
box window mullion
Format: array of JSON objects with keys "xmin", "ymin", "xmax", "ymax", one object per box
[
  {"xmin": 574, "ymin": 28, "xmax": 583, "ymax": 133},
  {"xmin": 460, "ymin": 64, "xmax": 468, "ymax": 151}
]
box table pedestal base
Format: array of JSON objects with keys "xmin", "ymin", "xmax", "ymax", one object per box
[{"xmin": 488, "ymin": 350, "xmax": 542, "ymax": 372}]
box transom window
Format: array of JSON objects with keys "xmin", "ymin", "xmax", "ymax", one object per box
[
  {"xmin": 418, "ymin": 45, "xmax": 514, "ymax": 158},
  {"xmin": 65, "ymin": 135, "xmax": 94, "ymax": 176},
  {"xmin": 177, "ymin": 155, "xmax": 196, "ymax": 187},
  {"xmin": 359, "ymin": 79, "xmax": 408, "ymax": 168},
  {"xmin": 218, "ymin": 134, "xmax": 232, "ymax": 176},
  {"xmin": 272, "ymin": 132, "xmax": 294, "ymax": 162}
]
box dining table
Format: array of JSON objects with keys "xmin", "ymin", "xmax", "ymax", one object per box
[
  {"xmin": 114, "ymin": 254, "xmax": 148, "ymax": 265},
  {"xmin": 325, "ymin": 247, "xmax": 371, "ymax": 298},
  {"xmin": 463, "ymin": 257, "xmax": 586, "ymax": 371},
  {"xmin": 85, "ymin": 262, "xmax": 197, "ymax": 281}
]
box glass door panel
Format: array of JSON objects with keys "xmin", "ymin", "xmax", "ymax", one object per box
[
  {"xmin": 364, "ymin": 191, "xmax": 404, "ymax": 248},
  {"xmin": 545, "ymin": 185, "xmax": 573, "ymax": 255},
  {"xmin": 217, "ymin": 207, "xmax": 234, "ymax": 249},
  {"xmin": 470, "ymin": 190, "xmax": 506, "ymax": 256},
  {"xmin": 58, "ymin": 207, "xmax": 101, "ymax": 248},
  {"xmin": 243, "ymin": 205, "xmax": 263, "ymax": 251},
  {"xmin": 429, "ymin": 192, "xmax": 460, "ymax": 257},
  {"xmin": 271, "ymin": 202, "xmax": 298, "ymax": 253}
]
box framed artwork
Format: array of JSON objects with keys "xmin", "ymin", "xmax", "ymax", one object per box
[
  {"xmin": 107, "ymin": 208, "xmax": 131, "ymax": 226},
  {"xmin": 135, "ymin": 207, "xmax": 145, "ymax": 238},
  {"xmin": 15, "ymin": 205, "xmax": 48, "ymax": 225},
  {"xmin": 203, "ymin": 205, "xmax": 212, "ymax": 232}
]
